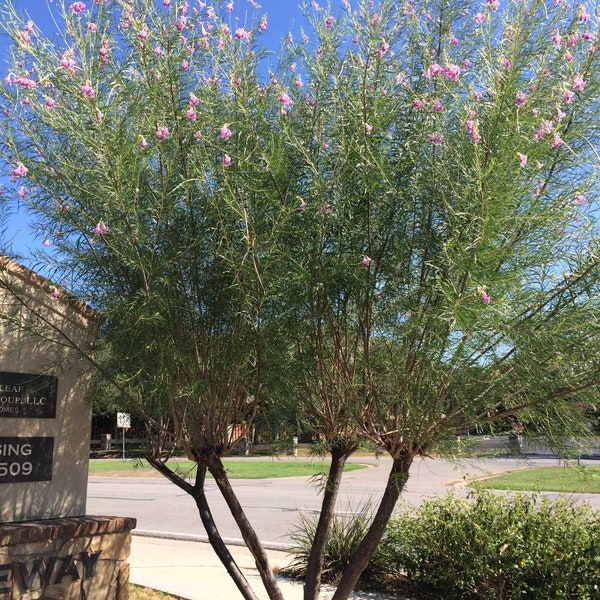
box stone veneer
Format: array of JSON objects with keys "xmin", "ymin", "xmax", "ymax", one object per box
[
  {"xmin": 0, "ymin": 516, "xmax": 136, "ymax": 600},
  {"xmin": 0, "ymin": 259, "xmax": 94, "ymax": 522}
]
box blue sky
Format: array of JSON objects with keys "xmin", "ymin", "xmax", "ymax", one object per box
[{"xmin": 1, "ymin": 0, "xmax": 310, "ymax": 261}]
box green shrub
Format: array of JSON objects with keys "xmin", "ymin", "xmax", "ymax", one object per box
[{"xmin": 373, "ymin": 488, "xmax": 600, "ymax": 599}]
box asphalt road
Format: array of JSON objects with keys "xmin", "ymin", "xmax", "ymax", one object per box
[{"xmin": 86, "ymin": 455, "xmax": 600, "ymax": 546}]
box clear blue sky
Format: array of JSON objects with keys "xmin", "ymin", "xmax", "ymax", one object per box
[{"xmin": 1, "ymin": 0, "xmax": 309, "ymax": 262}]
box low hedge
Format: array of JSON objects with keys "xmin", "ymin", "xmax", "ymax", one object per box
[
  {"xmin": 373, "ymin": 488, "xmax": 600, "ymax": 599},
  {"xmin": 287, "ymin": 488, "xmax": 600, "ymax": 599}
]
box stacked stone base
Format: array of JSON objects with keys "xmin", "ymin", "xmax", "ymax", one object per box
[{"xmin": 0, "ymin": 516, "xmax": 136, "ymax": 600}]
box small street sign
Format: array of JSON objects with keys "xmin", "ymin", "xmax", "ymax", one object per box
[
  {"xmin": 116, "ymin": 412, "xmax": 131, "ymax": 460},
  {"xmin": 116, "ymin": 412, "xmax": 131, "ymax": 429}
]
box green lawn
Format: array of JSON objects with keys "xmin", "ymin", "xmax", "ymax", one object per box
[
  {"xmin": 477, "ymin": 466, "xmax": 600, "ymax": 493},
  {"xmin": 89, "ymin": 458, "xmax": 365, "ymax": 479}
]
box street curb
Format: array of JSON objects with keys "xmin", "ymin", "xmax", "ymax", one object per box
[{"xmin": 132, "ymin": 529, "xmax": 295, "ymax": 552}]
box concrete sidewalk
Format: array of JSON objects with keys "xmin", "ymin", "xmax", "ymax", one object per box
[{"xmin": 129, "ymin": 533, "xmax": 401, "ymax": 599}]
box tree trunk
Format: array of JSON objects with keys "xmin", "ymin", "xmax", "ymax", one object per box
[
  {"xmin": 206, "ymin": 453, "xmax": 285, "ymax": 600},
  {"xmin": 303, "ymin": 445, "xmax": 350, "ymax": 600},
  {"xmin": 331, "ymin": 453, "xmax": 414, "ymax": 600},
  {"xmin": 147, "ymin": 456, "xmax": 260, "ymax": 600}
]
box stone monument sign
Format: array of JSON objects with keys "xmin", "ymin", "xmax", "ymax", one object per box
[{"xmin": 0, "ymin": 259, "xmax": 135, "ymax": 600}]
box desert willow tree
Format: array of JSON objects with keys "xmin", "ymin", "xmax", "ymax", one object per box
[
  {"xmin": 1, "ymin": 1, "xmax": 600, "ymax": 600},
  {"xmin": 0, "ymin": 1, "xmax": 295, "ymax": 599},
  {"xmin": 271, "ymin": 0, "xmax": 600, "ymax": 598}
]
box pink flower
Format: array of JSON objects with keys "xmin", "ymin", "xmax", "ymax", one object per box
[
  {"xmin": 432, "ymin": 100, "xmax": 444, "ymax": 113},
  {"xmin": 153, "ymin": 45, "xmax": 164, "ymax": 56},
  {"xmin": 578, "ymin": 5, "xmax": 590, "ymax": 23},
  {"xmin": 189, "ymin": 93, "xmax": 199, "ymax": 107},
  {"xmin": 81, "ymin": 82, "xmax": 95, "ymax": 99},
  {"xmin": 258, "ymin": 17, "xmax": 268, "ymax": 32},
  {"xmin": 279, "ymin": 93, "xmax": 293, "ymax": 106},
  {"xmin": 429, "ymin": 132, "xmax": 444, "ymax": 145},
  {"xmin": 551, "ymin": 28, "xmax": 562, "ymax": 48},
  {"xmin": 220, "ymin": 125, "xmax": 232, "ymax": 139},
  {"xmin": 140, "ymin": 136, "xmax": 148, "ymax": 149},
  {"xmin": 395, "ymin": 73, "xmax": 403, "ymax": 85},
  {"xmin": 299, "ymin": 199, "xmax": 306, "ymax": 210},
  {"xmin": 362, "ymin": 255, "xmax": 372, "ymax": 267},
  {"xmin": 235, "ymin": 28, "xmax": 250, "ymax": 42},
  {"xmin": 534, "ymin": 181, "xmax": 544, "ymax": 196},
  {"xmin": 138, "ymin": 29, "xmax": 148, "ymax": 41},
  {"xmin": 186, "ymin": 108, "xmax": 197, "ymax": 121},
  {"xmin": 365, "ymin": 123, "xmax": 373, "ymax": 135},
  {"xmin": 70, "ymin": 2, "xmax": 86, "ymax": 13},
  {"xmin": 45, "ymin": 97, "xmax": 56, "ymax": 109},
  {"xmin": 325, "ymin": 15, "xmax": 335, "ymax": 29},
  {"xmin": 481, "ymin": 291, "xmax": 491, "ymax": 305},
  {"xmin": 515, "ymin": 91, "xmax": 527, "ymax": 106},
  {"xmin": 87, "ymin": 22, "xmax": 97, "ymax": 32},
  {"xmin": 60, "ymin": 54, "xmax": 76, "ymax": 75},
  {"xmin": 474, "ymin": 12, "xmax": 486, "ymax": 25},
  {"xmin": 156, "ymin": 126, "xmax": 169, "ymax": 140},
  {"xmin": 93, "ymin": 221, "xmax": 109, "ymax": 235},
  {"xmin": 534, "ymin": 120, "xmax": 552, "ymax": 140},
  {"xmin": 517, "ymin": 152, "xmax": 528, "ymax": 167},
  {"xmin": 575, "ymin": 194, "xmax": 586, "ymax": 205},
  {"xmin": 430, "ymin": 63, "xmax": 443, "ymax": 77},
  {"xmin": 564, "ymin": 89, "xmax": 575, "ymax": 104},
  {"xmin": 99, "ymin": 40, "xmax": 109, "ymax": 62},
  {"xmin": 442, "ymin": 63, "xmax": 461, "ymax": 80},
  {"xmin": 11, "ymin": 164, "xmax": 28, "ymax": 177},
  {"xmin": 323, "ymin": 203, "xmax": 331, "ymax": 215},
  {"xmin": 226, "ymin": 1, "xmax": 234, "ymax": 11},
  {"xmin": 51, "ymin": 287, "xmax": 60, "ymax": 299},
  {"xmin": 572, "ymin": 74, "xmax": 586, "ymax": 91},
  {"xmin": 378, "ymin": 40, "xmax": 389, "ymax": 59},
  {"xmin": 552, "ymin": 134, "xmax": 564, "ymax": 148},
  {"xmin": 17, "ymin": 187, "xmax": 26, "ymax": 199},
  {"xmin": 14, "ymin": 76, "xmax": 36, "ymax": 89},
  {"xmin": 223, "ymin": 154, "xmax": 232, "ymax": 167},
  {"xmin": 501, "ymin": 57, "xmax": 512, "ymax": 69},
  {"xmin": 43, "ymin": 239, "xmax": 51, "ymax": 247}
]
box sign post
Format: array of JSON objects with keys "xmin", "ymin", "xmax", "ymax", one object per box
[{"xmin": 116, "ymin": 412, "xmax": 130, "ymax": 460}]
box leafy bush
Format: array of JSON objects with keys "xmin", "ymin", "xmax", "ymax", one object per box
[{"xmin": 373, "ymin": 488, "xmax": 600, "ymax": 599}]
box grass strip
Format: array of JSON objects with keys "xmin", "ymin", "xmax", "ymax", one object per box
[
  {"xmin": 89, "ymin": 458, "xmax": 365, "ymax": 479},
  {"xmin": 476, "ymin": 465, "xmax": 600, "ymax": 493}
]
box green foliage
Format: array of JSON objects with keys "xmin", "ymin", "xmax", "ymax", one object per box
[
  {"xmin": 285, "ymin": 504, "xmax": 375, "ymax": 586},
  {"xmin": 1, "ymin": 0, "xmax": 600, "ymax": 458},
  {"xmin": 373, "ymin": 488, "xmax": 600, "ymax": 599}
]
